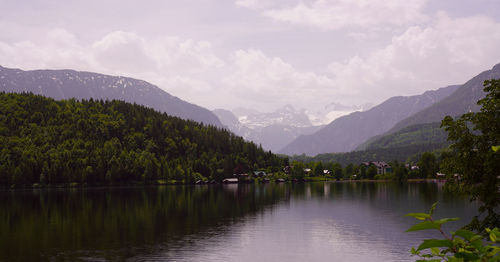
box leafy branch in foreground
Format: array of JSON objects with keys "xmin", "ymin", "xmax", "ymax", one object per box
[
  {"xmin": 440, "ymin": 79, "xmax": 500, "ymax": 230},
  {"xmin": 406, "ymin": 203, "xmax": 500, "ymax": 261}
]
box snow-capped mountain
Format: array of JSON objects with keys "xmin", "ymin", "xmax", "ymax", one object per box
[
  {"xmin": 233, "ymin": 104, "xmax": 312, "ymax": 129},
  {"xmin": 213, "ymin": 105, "xmax": 323, "ymax": 152}
]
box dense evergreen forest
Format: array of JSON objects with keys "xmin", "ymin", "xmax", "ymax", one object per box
[{"xmin": 0, "ymin": 92, "xmax": 284, "ymax": 187}]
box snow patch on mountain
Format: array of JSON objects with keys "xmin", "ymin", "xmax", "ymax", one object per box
[{"xmin": 233, "ymin": 104, "xmax": 312, "ymax": 129}]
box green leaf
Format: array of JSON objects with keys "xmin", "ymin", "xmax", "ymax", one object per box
[
  {"xmin": 453, "ymin": 229, "xmax": 477, "ymax": 241},
  {"xmin": 487, "ymin": 246, "xmax": 500, "ymax": 257},
  {"xmin": 406, "ymin": 212, "xmax": 431, "ymax": 220},
  {"xmin": 492, "ymin": 145, "xmax": 500, "ymax": 152},
  {"xmin": 434, "ymin": 217, "xmax": 459, "ymax": 225},
  {"xmin": 429, "ymin": 202, "xmax": 438, "ymax": 215},
  {"xmin": 490, "ymin": 231, "xmax": 497, "ymax": 242},
  {"xmin": 407, "ymin": 221, "xmax": 441, "ymax": 232},
  {"xmin": 417, "ymin": 239, "xmax": 454, "ymax": 251}
]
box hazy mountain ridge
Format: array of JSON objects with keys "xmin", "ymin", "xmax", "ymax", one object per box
[
  {"xmin": 353, "ymin": 63, "xmax": 500, "ymax": 153},
  {"xmin": 0, "ymin": 65, "xmax": 223, "ymax": 127},
  {"xmin": 387, "ymin": 63, "xmax": 500, "ymax": 133},
  {"xmin": 279, "ymin": 84, "xmax": 460, "ymax": 156}
]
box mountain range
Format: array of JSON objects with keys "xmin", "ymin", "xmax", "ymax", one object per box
[
  {"xmin": 3, "ymin": 62, "xmax": 499, "ymax": 158},
  {"xmin": 279, "ymin": 85, "xmax": 459, "ymax": 156},
  {"xmin": 280, "ymin": 63, "xmax": 500, "ymax": 156},
  {"xmin": 0, "ymin": 66, "xmax": 223, "ymax": 127}
]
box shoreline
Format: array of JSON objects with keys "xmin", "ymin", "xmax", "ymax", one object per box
[{"xmin": 0, "ymin": 178, "xmax": 443, "ymax": 191}]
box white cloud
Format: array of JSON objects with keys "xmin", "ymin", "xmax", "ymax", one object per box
[
  {"xmin": 327, "ymin": 13, "xmax": 500, "ymax": 103},
  {"xmin": 234, "ymin": 0, "xmax": 288, "ymax": 10},
  {"xmin": 235, "ymin": 0, "xmax": 266, "ymax": 9},
  {"xmin": 0, "ymin": 28, "xmax": 224, "ymax": 73},
  {"xmin": 238, "ymin": 0, "xmax": 429, "ymax": 30},
  {"xmin": 223, "ymin": 49, "xmax": 336, "ymax": 109},
  {"xmin": 0, "ymin": 28, "xmax": 90, "ymax": 70},
  {"xmin": 92, "ymin": 31, "xmax": 157, "ymax": 73},
  {"xmin": 1, "ymin": 11, "xmax": 499, "ymax": 115},
  {"xmin": 91, "ymin": 31, "xmax": 225, "ymax": 76},
  {"xmin": 0, "ymin": 29, "xmax": 225, "ymax": 103}
]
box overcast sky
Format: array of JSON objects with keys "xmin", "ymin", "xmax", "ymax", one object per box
[{"xmin": 1, "ymin": 0, "xmax": 500, "ymax": 113}]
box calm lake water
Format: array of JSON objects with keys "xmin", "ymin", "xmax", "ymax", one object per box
[{"xmin": 0, "ymin": 182, "xmax": 478, "ymax": 262}]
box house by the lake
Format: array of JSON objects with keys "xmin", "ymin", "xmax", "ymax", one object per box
[{"xmin": 362, "ymin": 161, "xmax": 392, "ymax": 174}]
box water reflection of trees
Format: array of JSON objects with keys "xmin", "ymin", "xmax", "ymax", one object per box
[
  {"xmin": 0, "ymin": 182, "xmax": 471, "ymax": 261},
  {"xmin": 0, "ymin": 185, "xmax": 289, "ymax": 261},
  {"xmin": 290, "ymin": 181, "xmax": 459, "ymax": 214}
]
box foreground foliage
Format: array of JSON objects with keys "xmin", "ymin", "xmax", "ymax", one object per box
[
  {"xmin": 0, "ymin": 92, "xmax": 284, "ymax": 186},
  {"xmin": 406, "ymin": 79, "xmax": 500, "ymax": 261},
  {"xmin": 440, "ymin": 79, "xmax": 500, "ymax": 229},
  {"xmin": 407, "ymin": 203, "xmax": 500, "ymax": 261}
]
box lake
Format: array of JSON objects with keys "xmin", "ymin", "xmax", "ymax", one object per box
[{"xmin": 0, "ymin": 182, "xmax": 478, "ymax": 261}]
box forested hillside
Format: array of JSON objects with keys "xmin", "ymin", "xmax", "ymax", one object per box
[
  {"xmin": 357, "ymin": 122, "xmax": 449, "ymax": 150},
  {"xmin": 0, "ymin": 93, "xmax": 283, "ymax": 187}
]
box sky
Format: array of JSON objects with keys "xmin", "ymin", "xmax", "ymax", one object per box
[{"xmin": 1, "ymin": 0, "xmax": 500, "ymax": 115}]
